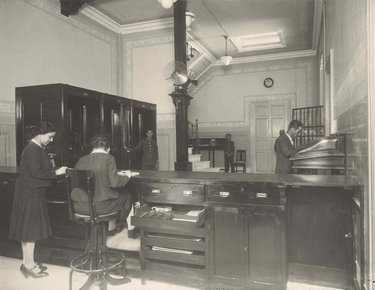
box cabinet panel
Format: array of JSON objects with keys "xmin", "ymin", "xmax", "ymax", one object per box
[
  {"xmin": 0, "ymin": 173, "xmax": 16, "ymax": 233},
  {"xmin": 245, "ymin": 206, "xmax": 286, "ymax": 289},
  {"xmin": 142, "ymin": 182, "xmax": 204, "ymax": 205},
  {"xmin": 209, "ymin": 207, "xmax": 244, "ymax": 286},
  {"xmin": 18, "ymin": 92, "xmax": 64, "ymax": 166},
  {"xmin": 102, "ymin": 95, "xmax": 131, "ymax": 169},
  {"xmin": 287, "ymin": 187, "xmax": 352, "ymax": 268},
  {"xmin": 66, "ymin": 95, "xmax": 101, "ymax": 167},
  {"xmin": 207, "ymin": 183, "xmax": 281, "ymax": 205}
]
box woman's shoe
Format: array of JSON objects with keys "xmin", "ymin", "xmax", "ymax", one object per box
[
  {"xmin": 20, "ymin": 264, "xmax": 49, "ymax": 278},
  {"xmin": 37, "ymin": 263, "xmax": 47, "ymax": 271}
]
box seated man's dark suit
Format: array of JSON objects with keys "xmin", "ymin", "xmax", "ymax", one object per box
[{"xmin": 274, "ymin": 133, "xmax": 298, "ymax": 174}]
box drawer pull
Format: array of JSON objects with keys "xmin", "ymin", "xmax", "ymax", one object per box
[
  {"xmin": 151, "ymin": 189, "xmax": 160, "ymax": 193},
  {"xmin": 183, "ymin": 190, "xmax": 192, "ymax": 196},
  {"xmin": 256, "ymin": 192, "xmax": 267, "ymax": 198},
  {"xmin": 219, "ymin": 191, "xmax": 230, "ymax": 198}
]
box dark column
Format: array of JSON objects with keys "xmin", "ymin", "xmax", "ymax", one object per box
[{"xmin": 172, "ymin": 0, "xmax": 192, "ymax": 171}]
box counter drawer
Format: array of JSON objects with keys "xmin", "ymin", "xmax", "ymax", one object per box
[
  {"xmin": 143, "ymin": 248, "xmax": 205, "ymax": 266},
  {"xmin": 131, "ymin": 205, "xmax": 206, "ymax": 233},
  {"xmin": 206, "ymin": 183, "xmax": 282, "ymax": 205},
  {"xmin": 142, "ymin": 182, "xmax": 204, "ymax": 205}
]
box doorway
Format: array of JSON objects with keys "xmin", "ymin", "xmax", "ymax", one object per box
[{"xmin": 249, "ymin": 95, "xmax": 295, "ymax": 173}]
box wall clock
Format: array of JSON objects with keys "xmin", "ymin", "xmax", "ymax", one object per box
[{"xmin": 263, "ymin": 77, "xmax": 274, "ymax": 88}]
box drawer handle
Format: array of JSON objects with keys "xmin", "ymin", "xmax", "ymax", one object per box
[
  {"xmin": 219, "ymin": 191, "xmax": 230, "ymax": 198},
  {"xmin": 183, "ymin": 190, "xmax": 192, "ymax": 196},
  {"xmin": 256, "ymin": 192, "xmax": 267, "ymax": 198},
  {"xmin": 151, "ymin": 189, "xmax": 160, "ymax": 193},
  {"xmin": 2, "ymin": 181, "xmax": 8, "ymax": 185}
]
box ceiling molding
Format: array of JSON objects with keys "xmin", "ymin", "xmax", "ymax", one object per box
[
  {"xmin": 119, "ymin": 18, "xmax": 174, "ymax": 34},
  {"xmin": 211, "ymin": 49, "xmax": 317, "ymax": 66},
  {"xmin": 81, "ymin": 6, "xmax": 174, "ymax": 34},
  {"xmin": 80, "ymin": 5, "xmax": 121, "ymax": 32}
]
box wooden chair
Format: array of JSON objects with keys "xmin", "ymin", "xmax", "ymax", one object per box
[
  {"xmin": 234, "ymin": 150, "xmax": 246, "ymax": 173},
  {"xmin": 66, "ymin": 169, "xmax": 130, "ymax": 290}
]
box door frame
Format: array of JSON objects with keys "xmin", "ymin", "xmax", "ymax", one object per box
[{"xmin": 249, "ymin": 94, "xmax": 296, "ymax": 173}]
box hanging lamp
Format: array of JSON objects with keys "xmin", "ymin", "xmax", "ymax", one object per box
[{"xmin": 220, "ymin": 35, "xmax": 232, "ymax": 66}]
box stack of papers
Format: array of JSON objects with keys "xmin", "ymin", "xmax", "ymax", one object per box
[
  {"xmin": 151, "ymin": 246, "xmax": 193, "ymax": 255},
  {"xmin": 186, "ymin": 209, "xmax": 204, "ymax": 216}
]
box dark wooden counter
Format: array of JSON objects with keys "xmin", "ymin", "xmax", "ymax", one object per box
[{"xmin": 0, "ymin": 168, "xmax": 360, "ymax": 289}]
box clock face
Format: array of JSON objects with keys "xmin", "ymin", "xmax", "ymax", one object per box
[{"xmin": 264, "ymin": 77, "xmax": 274, "ymax": 88}]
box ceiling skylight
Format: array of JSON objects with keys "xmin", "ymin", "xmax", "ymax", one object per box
[{"xmin": 230, "ymin": 31, "xmax": 286, "ymax": 52}]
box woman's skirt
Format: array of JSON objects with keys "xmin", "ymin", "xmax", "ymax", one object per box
[{"xmin": 8, "ymin": 185, "xmax": 52, "ymax": 242}]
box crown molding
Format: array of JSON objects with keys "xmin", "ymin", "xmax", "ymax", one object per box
[
  {"xmin": 212, "ymin": 49, "xmax": 317, "ymax": 66},
  {"xmin": 80, "ymin": 5, "xmax": 121, "ymax": 32},
  {"xmin": 81, "ymin": 6, "xmax": 174, "ymax": 34}
]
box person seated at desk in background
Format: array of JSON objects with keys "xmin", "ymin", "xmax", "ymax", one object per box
[
  {"xmin": 72, "ymin": 133, "xmax": 137, "ymax": 236},
  {"xmin": 274, "ymin": 120, "xmax": 304, "ymax": 174},
  {"xmin": 224, "ymin": 133, "xmax": 235, "ymax": 173},
  {"xmin": 124, "ymin": 129, "xmax": 159, "ymax": 170}
]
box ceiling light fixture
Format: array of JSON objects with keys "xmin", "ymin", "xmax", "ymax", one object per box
[
  {"xmin": 186, "ymin": 11, "xmax": 195, "ymax": 27},
  {"xmin": 158, "ymin": 0, "xmax": 177, "ymax": 9},
  {"xmin": 220, "ymin": 35, "xmax": 232, "ymax": 66}
]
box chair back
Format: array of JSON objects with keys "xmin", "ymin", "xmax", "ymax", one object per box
[
  {"xmin": 236, "ymin": 150, "xmax": 246, "ymax": 163},
  {"xmin": 66, "ymin": 169, "xmax": 96, "ymax": 222}
]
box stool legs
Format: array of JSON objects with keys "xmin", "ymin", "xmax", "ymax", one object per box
[{"xmin": 69, "ymin": 222, "xmax": 130, "ymax": 290}]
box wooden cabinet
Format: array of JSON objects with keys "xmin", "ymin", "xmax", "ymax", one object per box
[
  {"xmin": 0, "ymin": 169, "xmax": 17, "ymax": 236},
  {"xmin": 244, "ymin": 206, "xmax": 286, "ymax": 289},
  {"xmin": 15, "ymin": 84, "xmax": 156, "ymax": 169},
  {"xmin": 131, "ymin": 181, "xmax": 208, "ymax": 288},
  {"xmin": 0, "ymin": 169, "xmax": 359, "ymax": 289},
  {"xmin": 209, "ymin": 206, "xmax": 244, "ymax": 287},
  {"xmin": 207, "ymin": 182, "xmax": 287, "ymax": 290}
]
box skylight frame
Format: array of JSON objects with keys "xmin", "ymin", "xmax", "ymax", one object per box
[{"xmin": 230, "ymin": 31, "xmax": 286, "ymax": 53}]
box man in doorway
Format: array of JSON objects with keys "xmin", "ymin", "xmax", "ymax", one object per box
[
  {"xmin": 274, "ymin": 120, "xmax": 304, "ymax": 174},
  {"xmin": 224, "ymin": 133, "xmax": 235, "ymax": 173},
  {"xmin": 124, "ymin": 129, "xmax": 159, "ymax": 170}
]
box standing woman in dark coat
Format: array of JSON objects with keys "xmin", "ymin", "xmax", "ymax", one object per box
[{"xmin": 8, "ymin": 122, "xmax": 67, "ymax": 278}]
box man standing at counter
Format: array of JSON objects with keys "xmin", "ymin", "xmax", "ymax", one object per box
[{"xmin": 274, "ymin": 120, "xmax": 303, "ymax": 174}]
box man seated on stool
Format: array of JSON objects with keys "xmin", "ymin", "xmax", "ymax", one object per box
[{"xmin": 71, "ymin": 133, "xmax": 135, "ymax": 236}]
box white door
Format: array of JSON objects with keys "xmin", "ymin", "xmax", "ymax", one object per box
[{"xmin": 250, "ymin": 98, "xmax": 291, "ymax": 173}]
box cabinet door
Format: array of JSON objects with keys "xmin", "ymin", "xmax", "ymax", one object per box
[
  {"xmin": 17, "ymin": 93, "xmax": 63, "ymax": 166},
  {"xmin": 245, "ymin": 206, "xmax": 286, "ymax": 290},
  {"xmin": 102, "ymin": 97, "xmax": 131, "ymax": 169},
  {"xmin": 66, "ymin": 95, "xmax": 101, "ymax": 167},
  {"xmin": 208, "ymin": 206, "xmax": 245, "ymax": 287}
]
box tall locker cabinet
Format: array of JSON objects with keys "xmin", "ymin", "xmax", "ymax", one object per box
[{"xmin": 16, "ymin": 84, "xmax": 155, "ymax": 170}]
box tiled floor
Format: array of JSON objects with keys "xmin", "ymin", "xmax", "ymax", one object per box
[
  {"xmin": 0, "ymin": 254, "xmax": 345, "ymax": 290},
  {"xmin": 0, "ymin": 230, "xmax": 346, "ymax": 290}
]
